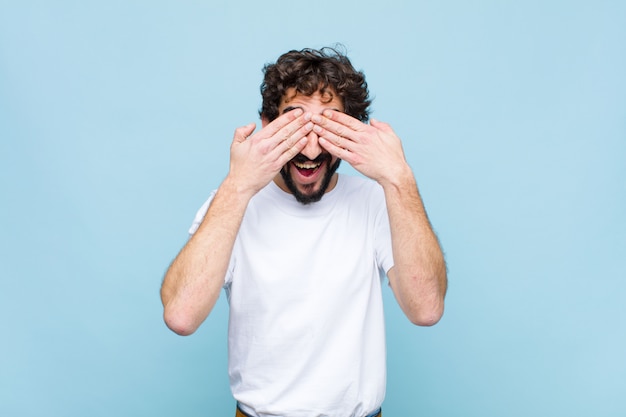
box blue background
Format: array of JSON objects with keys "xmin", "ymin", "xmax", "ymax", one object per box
[{"xmin": 1, "ymin": 1, "xmax": 625, "ymax": 416}]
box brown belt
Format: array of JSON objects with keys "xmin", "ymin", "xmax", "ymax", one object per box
[{"xmin": 236, "ymin": 406, "xmax": 381, "ymax": 417}]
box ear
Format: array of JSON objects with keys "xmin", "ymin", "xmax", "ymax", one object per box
[{"xmin": 261, "ymin": 117, "xmax": 270, "ymax": 128}]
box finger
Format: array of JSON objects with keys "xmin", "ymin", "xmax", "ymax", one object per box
[
  {"xmin": 312, "ymin": 111, "xmax": 364, "ymax": 141},
  {"xmin": 233, "ymin": 123, "xmax": 256, "ymax": 144},
  {"xmin": 318, "ymin": 136, "xmax": 357, "ymax": 164},
  {"xmin": 276, "ymin": 136, "xmax": 309, "ymax": 166},
  {"xmin": 271, "ymin": 113, "xmax": 312, "ymax": 146},
  {"xmin": 272, "ymin": 122, "xmax": 314, "ymax": 159},
  {"xmin": 370, "ymin": 118, "xmax": 392, "ymax": 132},
  {"xmin": 251, "ymin": 116, "xmax": 311, "ymax": 159},
  {"xmin": 312, "ymin": 124, "xmax": 353, "ymax": 151},
  {"xmin": 261, "ymin": 108, "xmax": 305, "ymax": 139},
  {"xmin": 252, "ymin": 111, "xmax": 310, "ymax": 156},
  {"xmin": 322, "ymin": 110, "xmax": 365, "ymax": 132}
]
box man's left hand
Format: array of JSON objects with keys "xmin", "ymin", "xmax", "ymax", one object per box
[{"xmin": 312, "ymin": 110, "xmax": 411, "ymax": 185}]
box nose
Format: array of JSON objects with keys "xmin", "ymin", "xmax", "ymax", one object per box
[{"xmin": 300, "ymin": 130, "xmax": 323, "ymax": 160}]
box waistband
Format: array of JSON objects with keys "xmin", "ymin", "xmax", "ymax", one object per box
[{"xmin": 236, "ymin": 404, "xmax": 382, "ymax": 417}]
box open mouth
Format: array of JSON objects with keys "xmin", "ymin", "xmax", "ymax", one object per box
[
  {"xmin": 280, "ymin": 154, "xmax": 341, "ymax": 204},
  {"xmin": 293, "ymin": 160, "xmax": 322, "ymax": 177}
]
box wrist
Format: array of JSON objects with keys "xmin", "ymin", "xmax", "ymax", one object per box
[
  {"xmin": 378, "ymin": 163, "xmax": 415, "ymax": 190},
  {"xmin": 220, "ymin": 175, "xmax": 257, "ymax": 203}
]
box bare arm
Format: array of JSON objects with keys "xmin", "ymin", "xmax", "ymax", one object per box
[
  {"xmin": 313, "ymin": 111, "xmax": 447, "ymax": 326},
  {"xmin": 379, "ymin": 166, "xmax": 447, "ymax": 326},
  {"xmin": 161, "ymin": 110, "xmax": 313, "ymax": 335}
]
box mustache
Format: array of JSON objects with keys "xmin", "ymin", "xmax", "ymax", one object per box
[{"xmin": 291, "ymin": 153, "xmax": 331, "ymax": 164}]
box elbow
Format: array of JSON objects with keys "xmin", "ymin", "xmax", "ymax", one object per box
[
  {"xmin": 163, "ymin": 307, "xmax": 200, "ymax": 336},
  {"xmin": 160, "ymin": 284, "xmax": 217, "ymax": 336},
  {"xmin": 409, "ymin": 271, "xmax": 447, "ymax": 327},
  {"xmin": 397, "ymin": 278, "xmax": 447, "ymax": 327},
  {"xmin": 406, "ymin": 301, "xmax": 445, "ymax": 327},
  {"xmin": 161, "ymin": 285, "xmax": 201, "ymax": 336},
  {"xmin": 408, "ymin": 310, "xmax": 443, "ymax": 327}
]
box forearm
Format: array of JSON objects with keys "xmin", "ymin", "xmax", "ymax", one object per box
[
  {"xmin": 161, "ymin": 177, "xmax": 252, "ymax": 335},
  {"xmin": 381, "ymin": 167, "xmax": 447, "ymax": 326},
  {"xmin": 311, "ymin": 112, "xmax": 447, "ymax": 324}
]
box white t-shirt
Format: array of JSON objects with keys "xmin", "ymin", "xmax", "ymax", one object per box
[{"xmin": 189, "ymin": 174, "xmax": 394, "ymax": 417}]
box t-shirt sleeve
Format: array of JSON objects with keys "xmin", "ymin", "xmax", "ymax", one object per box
[
  {"xmin": 373, "ymin": 187, "xmax": 394, "ymax": 276},
  {"xmin": 188, "ymin": 190, "xmax": 217, "ymax": 236}
]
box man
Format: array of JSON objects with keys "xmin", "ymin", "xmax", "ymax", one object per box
[{"xmin": 160, "ymin": 47, "xmax": 447, "ymax": 417}]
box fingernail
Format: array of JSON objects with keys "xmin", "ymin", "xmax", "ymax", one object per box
[
  {"xmin": 304, "ymin": 112, "xmax": 312, "ymax": 121},
  {"xmin": 313, "ymin": 125, "xmax": 322, "ymax": 133},
  {"xmin": 294, "ymin": 109, "xmax": 303, "ymax": 116},
  {"xmin": 323, "ymin": 109, "xmax": 333, "ymax": 117}
]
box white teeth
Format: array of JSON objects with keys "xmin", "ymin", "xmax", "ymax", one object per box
[{"xmin": 294, "ymin": 161, "xmax": 320, "ymax": 169}]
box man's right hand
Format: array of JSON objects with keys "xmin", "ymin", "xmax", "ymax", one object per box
[{"xmin": 227, "ymin": 109, "xmax": 313, "ymax": 198}]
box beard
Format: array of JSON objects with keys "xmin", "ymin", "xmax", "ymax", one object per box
[{"xmin": 280, "ymin": 154, "xmax": 342, "ymax": 205}]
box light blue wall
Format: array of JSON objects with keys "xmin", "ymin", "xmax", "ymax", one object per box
[{"xmin": 1, "ymin": 1, "xmax": 624, "ymax": 416}]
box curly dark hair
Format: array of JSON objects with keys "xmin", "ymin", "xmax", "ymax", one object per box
[{"xmin": 259, "ymin": 46, "xmax": 371, "ymax": 122}]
